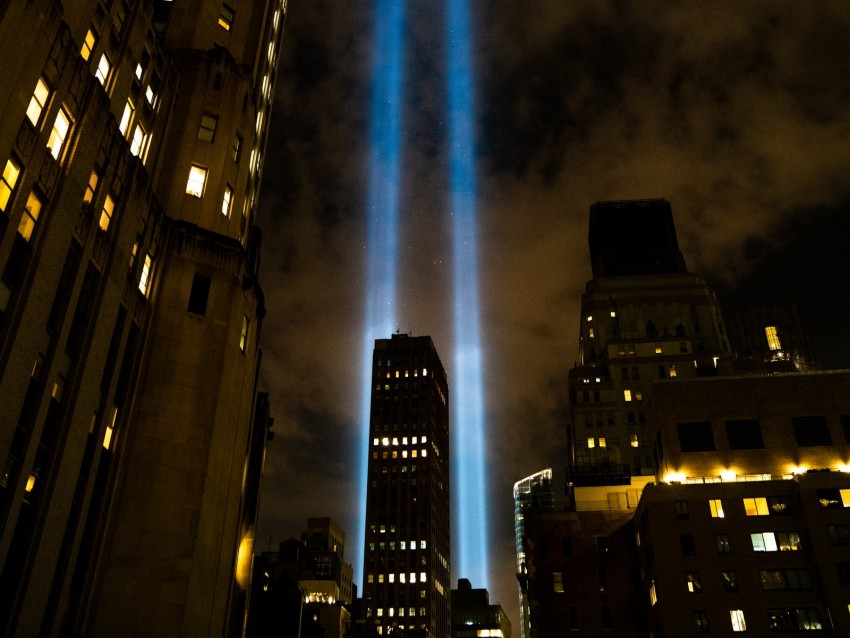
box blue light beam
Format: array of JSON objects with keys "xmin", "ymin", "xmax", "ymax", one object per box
[
  {"xmin": 447, "ymin": 0, "xmax": 490, "ymax": 587},
  {"xmin": 355, "ymin": 0, "xmax": 405, "ymax": 588}
]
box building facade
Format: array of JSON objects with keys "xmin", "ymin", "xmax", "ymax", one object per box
[
  {"xmin": 362, "ymin": 334, "xmax": 451, "ymax": 637},
  {"xmin": 451, "ymin": 578, "xmax": 511, "ymax": 638},
  {"xmin": 300, "ymin": 517, "xmax": 355, "ymax": 606},
  {"xmin": 568, "ymin": 199, "xmax": 732, "ymax": 488},
  {"xmin": 0, "ymin": 0, "xmax": 284, "ymax": 635},
  {"xmin": 512, "ymin": 469, "xmax": 553, "ymax": 638}
]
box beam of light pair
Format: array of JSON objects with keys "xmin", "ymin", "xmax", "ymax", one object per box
[{"xmin": 355, "ymin": 0, "xmax": 489, "ymax": 591}]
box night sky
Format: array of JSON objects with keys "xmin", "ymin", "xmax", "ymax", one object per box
[{"xmin": 255, "ymin": 1, "xmax": 850, "ymax": 628}]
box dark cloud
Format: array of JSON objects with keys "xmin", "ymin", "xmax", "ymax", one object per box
[{"xmin": 256, "ymin": 0, "xmax": 850, "ymax": 628}]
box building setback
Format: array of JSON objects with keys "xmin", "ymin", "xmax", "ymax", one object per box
[
  {"xmin": 362, "ymin": 334, "xmax": 451, "ymax": 637},
  {"xmin": 0, "ymin": 0, "xmax": 284, "ymax": 635},
  {"xmin": 451, "ymin": 578, "xmax": 511, "ymax": 638}
]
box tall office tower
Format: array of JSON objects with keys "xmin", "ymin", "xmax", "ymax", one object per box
[
  {"xmin": 363, "ymin": 334, "xmax": 451, "ymax": 638},
  {"xmin": 512, "ymin": 469, "xmax": 554, "ymax": 638},
  {"xmin": 451, "ymin": 578, "xmax": 512, "ymax": 638},
  {"xmin": 0, "ymin": 0, "xmax": 284, "ymax": 635},
  {"xmin": 568, "ymin": 199, "xmax": 732, "ymax": 490}
]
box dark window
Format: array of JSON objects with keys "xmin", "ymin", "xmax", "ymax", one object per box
[
  {"xmin": 601, "ymin": 605, "xmax": 612, "ymax": 630},
  {"xmin": 677, "ymin": 421, "xmax": 715, "ymax": 452},
  {"xmin": 841, "ymin": 414, "xmax": 850, "ymax": 444},
  {"xmin": 680, "ymin": 534, "xmax": 695, "ymax": 555},
  {"xmin": 838, "ymin": 563, "xmax": 850, "ymax": 586},
  {"xmin": 725, "ymin": 419, "xmax": 765, "ymax": 449},
  {"xmin": 187, "ymin": 274, "xmax": 211, "ymax": 315},
  {"xmin": 693, "ymin": 611, "xmax": 709, "ymax": 633},
  {"xmin": 598, "ymin": 568, "xmax": 608, "ymax": 592},
  {"xmin": 828, "ymin": 525, "xmax": 850, "ymax": 546},
  {"xmin": 791, "ymin": 415, "xmax": 832, "ymax": 447},
  {"xmin": 567, "ymin": 606, "xmax": 579, "ymax": 630},
  {"xmin": 766, "ymin": 608, "xmax": 822, "ymax": 631},
  {"xmin": 563, "ymin": 536, "xmax": 572, "ymax": 558},
  {"xmin": 597, "ymin": 537, "xmax": 610, "ymax": 557},
  {"xmin": 675, "ymin": 499, "xmax": 689, "ymax": 519},
  {"xmin": 539, "ymin": 538, "xmax": 548, "ymax": 560},
  {"xmin": 722, "ymin": 570, "xmax": 739, "ymax": 592},
  {"xmin": 716, "ymin": 534, "xmax": 731, "ymax": 554},
  {"xmin": 767, "ymin": 495, "xmax": 793, "ymax": 515}
]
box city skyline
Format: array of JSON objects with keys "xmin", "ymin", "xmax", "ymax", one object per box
[{"xmin": 255, "ymin": 1, "xmax": 850, "ymax": 629}]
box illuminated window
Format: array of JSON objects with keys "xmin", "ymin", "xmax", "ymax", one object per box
[
  {"xmin": 598, "ymin": 437, "xmax": 606, "ymax": 448},
  {"xmin": 709, "ymin": 499, "xmax": 725, "ymax": 518},
  {"xmin": 586, "ymin": 315, "xmax": 592, "ymax": 322},
  {"xmin": 198, "ymin": 113, "xmax": 218, "ymax": 142},
  {"xmin": 669, "ymin": 365, "xmax": 677, "ymax": 378},
  {"xmin": 130, "ymin": 122, "xmax": 146, "ymax": 157},
  {"xmin": 83, "ymin": 170, "xmax": 99, "ymax": 204},
  {"xmin": 222, "ymin": 184, "xmax": 233, "ymax": 216},
  {"xmin": 81, "ymin": 28, "xmax": 96, "ymax": 60},
  {"xmin": 686, "ymin": 572, "xmax": 702, "ymax": 593},
  {"xmin": 634, "ymin": 390, "xmax": 643, "ymax": 401},
  {"xmin": 240, "ymin": 315, "xmax": 249, "ymax": 352},
  {"xmin": 655, "ymin": 345, "xmax": 663, "ymax": 354},
  {"xmin": 233, "ymin": 135, "xmax": 242, "ymax": 162},
  {"xmin": 145, "ymin": 84, "xmax": 155, "ymax": 105},
  {"xmin": 765, "ymin": 325, "xmax": 782, "ymax": 351},
  {"xmin": 588, "ymin": 327, "xmax": 595, "ymax": 339},
  {"xmin": 47, "ymin": 107, "xmax": 71, "ymax": 159},
  {"xmin": 610, "ymin": 310, "xmax": 616, "ymax": 317},
  {"xmin": 730, "ymin": 609, "xmax": 746, "ymax": 632},
  {"xmin": 760, "ymin": 568, "xmax": 811, "ymax": 590},
  {"xmin": 26, "ymin": 77, "xmax": 50, "ymax": 126},
  {"xmin": 218, "ymin": 4, "xmax": 235, "ymax": 30},
  {"xmin": 623, "ymin": 389, "xmax": 632, "ymax": 402},
  {"xmin": 98, "ymin": 194, "xmax": 114, "ymax": 231},
  {"xmin": 186, "ymin": 165, "xmax": 207, "ymax": 197},
  {"xmin": 119, "ymin": 99, "xmax": 134, "ymax": 135},
  {"xmin": 751, "ymin": 531, "xmax": 801, "ymax": 552},
  {"xmin": 587, "ymin": 437, "xmax": 595, "ymax": 449},
  {"xmin": 17, "ymin": 191, "xmax": 42, "ymax": 241},
  {"xmin": 630, "ymin": 434, "xmax": 639, "ymax": 447},
  {"xmin": 648, "ymin": 580, "xmax": 657, "ymax": 606},
  {"xmin": 1, "ymin": 157, "xmax": 22, "ymax": 212},
  {"xmin": 367, "ymin": 575, "xmax": 373, "ymax": 583},
  {"xmin": 138, "ymin": 254, "xmax": 153, "ymax": 296},
  {"xmin": 743, "ymin": 497, "xmax": 769, "ymax": 516},
  {"xmin": 95, "ymin": 53, "xmax": 111, "ymax": 85},
  {"xmin": 817, "ymin": 488, "xmax": 850, "ymax": 509}
]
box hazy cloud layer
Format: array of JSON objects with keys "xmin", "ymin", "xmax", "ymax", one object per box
[{"xmin": 256, "ymin": 1, "xmax": 850, "ymax": 625}]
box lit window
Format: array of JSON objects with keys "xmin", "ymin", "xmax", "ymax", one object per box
[
  {"xmin": 83, "ymin": 171, "xmax": 99, "ymax": 204},
  {"xmin": 765, "ymin": 325, "xmax": 782, "ymax": 351},
  {"xmin": 586, "ymin": 315, "xmax": 592, "ymax": 322},
  {"xmin": 669, "ymin": 365, "xmax": 677, "ymax": 378},
  {"xmin": 130, "ymin": 122, "xmax": 146, "ymax": 157},
  {"xmin": 649, "ymin": 580, "xmax": 657, "ymax": 606},
  {"xmin": 47, "ymin": 107, "xmax": 71, "ymax": 159},
  {"xmin": 588, "ymin": 327, "xmax": 595, "ymax": 339},
  {"xmin": 17, "ymin": 191, "xmax": 42, "ymax": 241},
  {"xmin": 218, "ymin": 4, "xmax": 235, "ymax": 30},
  {"xmin": 138, "ymin": 254, "xmax": 153, "ymax": 296},
  {"xmin": 623, "ymin": 389, "xmax": 632, "ymax": 402},
  {"xmin": 730, "ymin": 609, "xmax": 746, "ymax": 632},
  {"xmin": 598, "ymin": 437, "xmax": 606, "ymax": 448},
  {"xmin": 186, "ymin": 165, "xmax": 207, "ymax": 197},
  {"xmin": 686, "ymin": 572, "xmax": 702, "ymax": 593},
  {"xmin": 751, "ymin": 531, "xmax": 801, "ymax": 552},
  {"xmin": 655, "ymin": 345, "xmax": 663, "ymax": 354},
  {"xmin": 145, "ymin": 84, "xmax": 155, "ymax": 105},
  {"xmin": 135, "ymin": 62, "xmax": 143, "ymax": 79},
  {"xmin": 709, "ymin": 499, "xmax": 724, "ymax": 518},
  {"xmin": 81, "ymin": 28, "xmax": 97, "ymax": 60},
  {"xmin": 95, "ymin": 53, "xmax": 111, "ymax": 85},
  {"xmin": 630, "ymin": 434, "xmax": 639, "ymax": 447},
  {"xmin": 635, "ymin": 391, "xmax": 643, "ymax": 401},
  {"xmin": 743, "ymin": 497, "xmax": 769, "ymax": 516},
  {"xmin": 119, "ymin": 99, "xmax": 134, "ymax": 135},
  {"xmin": 99, "ymin": 194, "xmax": 114, "ymax": 231},
  {"xmin": 587, "ymin": 437, "xmax": 595, "ymax": 449},
  {"xmin": 1, "ymin": 157, "xmax": 22, "ymax": 212},
  {"xmin": 240, "ymin": 315, "xmax": 249, "ymax": 352},
  {"xmin": 26, "ymin": 77, "xmax": 50, "ymax": 126},
  {"xmin": 198, "ymin": 113, "xmax": 218, "ymax": 142},
  {"xmin": 233, "ymin": 135, "xmax": 242, "ymax": 161}
]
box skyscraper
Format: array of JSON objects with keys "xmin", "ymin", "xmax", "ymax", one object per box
[
  {"xmin": 568, "ymin": 198, "xmax": 732, "ymax": 490},
  {"xmin": 362, "ymin": 334, "xmax": 451, "ymax": 637},
  {"xmin": 512, "ymin": 469, "xmax": 554, "ymax": 638},
  {"xmin": 0, "ymin": 0, "xmax": 284, "ymax": 634}
]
